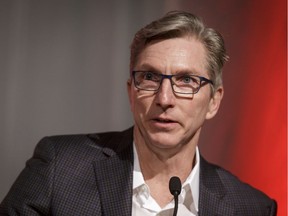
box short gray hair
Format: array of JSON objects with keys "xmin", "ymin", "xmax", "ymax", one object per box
[{"xmin": 130, "ymin": 11, "xmax": 229, "ymax": 90}]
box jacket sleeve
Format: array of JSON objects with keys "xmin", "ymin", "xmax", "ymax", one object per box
[
  {"xmin": 269, "ymin": 199, "xmax": 277, "ymax": 216},
  {"xmin": 0, "ymin": 137, "xmax": 55, "ymax": 216}
]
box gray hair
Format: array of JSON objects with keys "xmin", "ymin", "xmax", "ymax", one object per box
[{"xmin": 130, "ymin": 11, "xmax": 229, "ymax": 90}]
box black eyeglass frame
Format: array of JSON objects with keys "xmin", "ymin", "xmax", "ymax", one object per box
[{"xmin": 132, "ymin": 70, "xmax": 214, "ymax": 95}]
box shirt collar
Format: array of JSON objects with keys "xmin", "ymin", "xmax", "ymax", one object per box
[
  {"xmin": 181, "ymin": 146, "xmax": 200, "ymax": 212},
  {"xmin": 133, "ymin": 143, "xmax": 200, "ymax": 212},
  {"xmin": 133, "ymin": 143, "xmax": 146, "ymax": 189}
]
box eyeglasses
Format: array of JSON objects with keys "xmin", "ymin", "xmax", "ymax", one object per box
[{"xmin": 132, "ymin": 71, "xmax": 213, "ymax": 94}]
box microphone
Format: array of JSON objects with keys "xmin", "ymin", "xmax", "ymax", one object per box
[{"xmin": 169, "ymin": 176, "xmax": 182, "ymax": 216}]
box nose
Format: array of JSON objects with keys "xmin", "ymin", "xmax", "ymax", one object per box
[{"xmin": 155, "ymin": 78, "xmax": 175, "ymax": 110}]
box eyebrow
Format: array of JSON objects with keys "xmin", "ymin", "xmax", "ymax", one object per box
[
  {"xmin": 135, "ymin": 63, "xmax": 201, "ymax": 76},
  {"xmin": 135, "ymin": 63, "xmax": 161, "ymax": 73}
]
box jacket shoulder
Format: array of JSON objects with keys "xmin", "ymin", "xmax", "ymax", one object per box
[
  {"xmin": 0, "ymin": 128, "xmax": 134, "ymax": 215},
  {"xmin": 41, "ymin": 127, "xmax": 133, "ymax": 157},
  {"xmin": 200, "ymin": 156, "xmax": 277, "ymax": 215}
]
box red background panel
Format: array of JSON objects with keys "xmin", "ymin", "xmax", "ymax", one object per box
[
  {"xmin": 229, "ymin": 1, "xmax": 287, "ymax": 215},
  {"xmin": 191, "ymin": 0, "xmax": 287, "ymax": 215}
]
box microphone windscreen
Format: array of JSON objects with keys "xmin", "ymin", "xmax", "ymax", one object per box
[{"xmin": 169, "ymin": 176, "xmax": 181, "ymax": 196}]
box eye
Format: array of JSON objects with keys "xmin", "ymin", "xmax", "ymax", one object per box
[
  {"xmin": 182, "ymin": 76, "xmax": 193, "ymax": 83},
  {"xmin": 177, "ymin": 75, "xmax": 198, "ymax": 84},
  {"xmin": 143, "ymin": 72, "xmax": 154, "ymax": 80}
]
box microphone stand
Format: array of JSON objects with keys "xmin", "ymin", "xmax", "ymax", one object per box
[
  {"xmin": 172, "ymin": 193, "xmax": 179, "ymax": 216},
  {"xmin": 169, "ymin": 176, "xmax": 181, "ymax": 216}
]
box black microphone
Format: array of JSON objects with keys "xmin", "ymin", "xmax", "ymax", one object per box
[{"xmin": 169, "ymin": 176, "xmax": 182, "ymax": 216}]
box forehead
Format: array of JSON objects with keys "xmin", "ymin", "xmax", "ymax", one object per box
[{"xmin": 135, "ymin": 37, "xmax": 208, "ymax": 76}]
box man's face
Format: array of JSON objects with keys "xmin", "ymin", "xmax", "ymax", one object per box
[{"xmin": 127, "ymin": 37, "xmax": 223, "ymax": 151}]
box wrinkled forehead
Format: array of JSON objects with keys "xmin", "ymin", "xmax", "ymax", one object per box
[{"xmin": 133, "ymin": 37, "xmax": 209, "ymax": 75}]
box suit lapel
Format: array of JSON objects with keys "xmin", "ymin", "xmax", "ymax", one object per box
[
  {"xmin": 198, "ymin": 156, "xmax": 235, "ymax": 216},
  {"xmin": 93, "ymin": 154, "xmax": 133, "ymax": 216},
  {"xmin": 92, "ymin": 128, "xmax": 134, "ymax": 216}
]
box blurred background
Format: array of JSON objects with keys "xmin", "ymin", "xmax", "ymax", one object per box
[{"xmin": 0, "ymin": 0, "xmax": 286, "ymax": 214}]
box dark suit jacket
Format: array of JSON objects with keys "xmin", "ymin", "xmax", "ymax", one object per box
[{"xmin": 0, "ymin": 127, "xmax": 277, "ymax": 215}]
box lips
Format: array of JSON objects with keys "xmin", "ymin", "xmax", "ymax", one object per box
[
  {"xmin": 149, "ymin": 115, "xmax": 179, "ymax": 131},
  {"xmin": 153, "ymin": 118, "xmax": 175, "ymax": 123},
  {"xmin": 151, "ymin": 115, "xmax": 179, "ymax": 125}
]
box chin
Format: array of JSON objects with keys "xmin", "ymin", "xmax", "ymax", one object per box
[{"xmin": 148, "ymin": 134, "xmax": 180, "ymax": 149}]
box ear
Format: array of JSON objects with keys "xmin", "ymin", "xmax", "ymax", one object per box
[
  {"xmin": 205, "ymin": 86, "xmax": 224, "ymax": 120},
  {"xmin": 127, "ymin": 78, "xmax": 134, "ymax": 112}
]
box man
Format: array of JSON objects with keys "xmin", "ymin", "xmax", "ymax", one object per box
[{"xmin": 0, "ymin": 11, "xmax": 277, "ymax": 216}]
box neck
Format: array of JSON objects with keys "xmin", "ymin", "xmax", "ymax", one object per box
[
  {"xmin": 134, "ymin": 127, "xmax": 199, "ymax": 207},
  {"xmin": 134, "ymin": 127, "xmax": 199, "ymax": 182}
]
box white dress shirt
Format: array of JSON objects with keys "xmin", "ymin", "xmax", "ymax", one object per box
[{"xmin": 132, "ymin": 143, "xmax": 200, "ymax": 216}]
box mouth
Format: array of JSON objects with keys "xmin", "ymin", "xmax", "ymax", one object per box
[
  {"xmin": 150, "ymin": 117, "xmax": 178, "ymax": 130},
  {"xmin": 152, "ymin": 117, "xmax": 177, "ymax": 124}
]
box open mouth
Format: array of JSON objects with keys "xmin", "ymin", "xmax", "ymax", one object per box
[{"xmin": 154, "ymin": 118, "xmax": 175, "ymax": 123}]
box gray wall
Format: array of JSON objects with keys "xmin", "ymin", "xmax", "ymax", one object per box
[{"xmin": 0, "ymin": 0, "xmax": 169, "ymax": 200}]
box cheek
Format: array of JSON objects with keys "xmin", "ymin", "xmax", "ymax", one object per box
[
  {"xmin": 129, "ymin": 89, "xmax": 144, "ymax": 114},
  {"xmin": 183, "ymin": 98, "xmax": 210, "ymax": 123},
  {"xmin": 130, "ymin": 92, "xmax": 149, "ymax": 116},
  {"xmin": 128, "ymin": 93, "xmax": 135, "ymax": 113}
]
